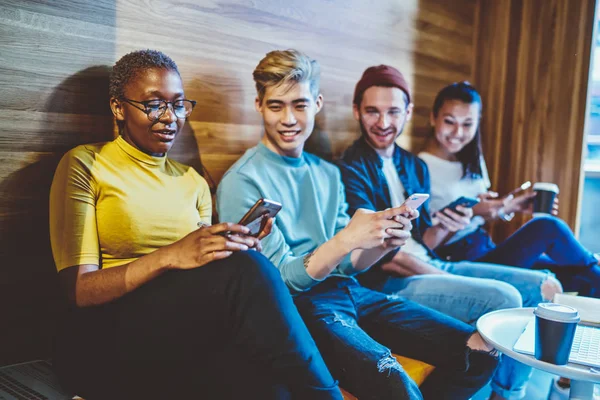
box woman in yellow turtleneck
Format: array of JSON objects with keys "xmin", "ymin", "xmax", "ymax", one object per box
[{"xmin": 49, "ymin": 49, "xmax": 341, "ymax": 400}]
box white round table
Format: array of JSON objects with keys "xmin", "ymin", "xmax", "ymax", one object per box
[{"xmin": 477, "ymin": 307, "xmax": 600, "ymax": 400}]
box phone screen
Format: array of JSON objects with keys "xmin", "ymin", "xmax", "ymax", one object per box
[{"xmin": 441, "ymin": 196, "xmax": 480, "ymax": 216}]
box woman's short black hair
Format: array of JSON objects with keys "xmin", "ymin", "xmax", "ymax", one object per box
[
  {"xmin": 432, "ymin": 81, "xmax": 483, "ymax": 179},
  {"xmin": 109, "ymin": 49, "xmax": 180, "ymax": 99}
]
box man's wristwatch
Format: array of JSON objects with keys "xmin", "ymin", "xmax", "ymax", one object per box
[{"xmin": 497, "ymin": 207, "xmax": 515, "ymax": 222}]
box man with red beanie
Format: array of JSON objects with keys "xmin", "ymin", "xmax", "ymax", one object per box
[{"xmin": 338, "ymin": 65, "xmax": 562, "ymax": 400}]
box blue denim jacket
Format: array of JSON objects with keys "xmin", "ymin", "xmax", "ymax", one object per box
[{"xmin": 337, "ymin": 137, "xmax": 437, "ymax": 260}]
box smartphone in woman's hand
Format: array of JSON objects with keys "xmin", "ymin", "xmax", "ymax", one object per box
[
  {"xmin": 506, "ymin": 181, "xmax": 532, "ymax": 197},
  {"xmin": 237, "ymin": 199, "xmax": 282, "ymax": 236},
  {"xmin": 440, "ymin": 196, "xmax": 480, "ymax": 216}
]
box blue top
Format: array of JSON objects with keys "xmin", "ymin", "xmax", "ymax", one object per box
[{"xmin": 217, "ymin": 143, "xmax": 355, "ymax": 293}]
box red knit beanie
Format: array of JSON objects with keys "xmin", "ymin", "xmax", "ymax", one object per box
[{"xmin": 353, "ymin": 65, "xmax": 411, "ymax": 106}]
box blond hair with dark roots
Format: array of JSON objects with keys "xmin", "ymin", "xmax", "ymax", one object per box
[{"xmin": 253, "ymin": 49, "xmax": 321, "ymax": 104}]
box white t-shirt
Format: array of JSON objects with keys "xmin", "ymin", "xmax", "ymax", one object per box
[
  {"xmin": 382, "ymin": 156, "xmax": 432, "ymax": 261},
  {"xmin": 418, "ymin": 152, "xmax": 490, "ymax": 244}
]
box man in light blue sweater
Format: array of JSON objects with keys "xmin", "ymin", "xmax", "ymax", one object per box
[{"xmin": 217, "ymin": 49, "xmax": 498, "ymax": 400}]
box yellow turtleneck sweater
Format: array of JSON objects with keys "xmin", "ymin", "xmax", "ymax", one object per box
[{"xmin": 50, "ymin": 136, "xmax": 211, "ymax": 272}]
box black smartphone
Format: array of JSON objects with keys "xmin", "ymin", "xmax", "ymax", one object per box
[
  {"xmin": 440, "ymin": 196, "xmax": 480, "ymax": 216},
  {"xmin": 237, "ymin": 198, "xmax": 282, "ymax": 237}
]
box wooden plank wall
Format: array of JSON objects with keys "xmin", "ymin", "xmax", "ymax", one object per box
[
  {"xmin": 473, "ymin": 0, "xmax": 596, "ymax": 240},
  {"xmin": 0, "ymin": 0, "xmax": 476, "ymax": 365},
  {"xmin": 1, "ymin": 0, "xmax": 118, "ymax": 366}
]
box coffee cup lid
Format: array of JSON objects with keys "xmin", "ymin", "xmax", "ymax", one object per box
[
  {"xmin": 533, "ymin": 182, "xmax": 559, "ymax": 194},
  {"xmin": 534, "ymin": 303, "xmax": 580, "ymax": 323}
]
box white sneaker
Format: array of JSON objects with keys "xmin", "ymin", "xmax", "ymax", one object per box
[{"xmin": 547, "ymin": 378, "xmax": 569, "ymax": 400}]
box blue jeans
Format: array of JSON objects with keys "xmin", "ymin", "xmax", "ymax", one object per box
[
  {"xmin": 294, "ymin": 277, "xmax": 499, "ymax": 400},
  {"xmin": 54, "ymin": 251, "xmax": 342, "ymax": 400},
  {"xmin": 371, "ymin": 259, "xmax": 553, "ymax": 400},
  {"xmin": 439, "ymin": 216, "xmax": 600, "ymax": 298}
]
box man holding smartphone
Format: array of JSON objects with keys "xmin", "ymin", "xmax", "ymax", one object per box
[
  {"xmin": 218, "ymin": 49, "xmax": 499, "ymax": 400},
  {"xmin": 337, "ymin": 65, "xmax": 564, "ymax": 400}
]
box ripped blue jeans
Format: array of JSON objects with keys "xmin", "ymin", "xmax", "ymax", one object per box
[{"xmin": 294, "ymin": 277, "xmax": 499, "ymax": 400}]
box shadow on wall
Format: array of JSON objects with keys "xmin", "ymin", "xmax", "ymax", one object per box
[
  {"xmin": 305, "ymin": 106, "xmax": 334, "ymax": 161},
  {"xmin": 170, "ymin": 74, "xmax": 258, "ymax": 222},
  {"xmin": 0, "ymin": 66, "xmax": 115, "ymax": 365},
  {"xmin": 170, "ymin": 74, "xmax": 219, "ymax": 191}
]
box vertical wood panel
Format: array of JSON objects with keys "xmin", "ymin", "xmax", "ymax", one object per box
[
  {"xmin": 0, "ymin": 0, "xmax": 477, "ymax": 365},
  {"xmin": 473, "ymin": 0, "xmax": 595, "ymax": 240}
]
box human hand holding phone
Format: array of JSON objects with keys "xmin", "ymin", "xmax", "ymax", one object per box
[
  {"xmin": 219, "ymin": 199, "xmax": 280, "ymax": 252},
  {"xmin": 221, "ymin": 199, "xmax": 281, "ymax": 237},
  {"xmin": 488, "ymin": 181, "xmax": 559, "ymax": 216},
  {"xmin": 249, "ymin": 217, "xmax": 274, "ymax": 252},
  {"xmin": 393, "ymin": 193, "xmax": 428, "ymax": 221},
  {"xmin": 168, "ymin": 222, "xmax": 256, "ymax": 270},
  {"xmin": 506, "ymin": 181, "xmax": 531, "ymax": 197},
  {"xmin": 440, "ymin": 196, "xmax": 480, "ymax": 216},
  {"xmin": 385, "ymin": 213, "xmax": 413, "ymax": 248},
  {"xmin": 401, "ymin": 194, "xmax": 429, "ymax": 214},
  {"xmin": 341, "ymin": 207, "xmax": 409, "ymax": 251},
  {"xmin": 472, "ymin": 192, "xmax": 504, "ymax": 220},
  {"xmin": 238, "ymin": 199, "xmax": 281, "ymax": 236},
  {"xmin": 499, "ymin": 181, "xmax": 537, "ymax": 214},
  {"xmin": 220, "ymin": 215, "xmax": 275, "ymax": 252},
  {"xmin": 257, "ymin": 217, "xmax": 274, "ymax": 240},
  {"xmin": 385, "ymin": 194, "xmax": 426, "ymax": 233},
  {"xmin": 501, "ymin": 181, "xmax": 535, "ymax": 214},
  {"xmin": 384, "ymin": 196, "xmax": 427, "ymax": 248},
  {"xmin": 502, "ymin": 192, "xmax": 536, "ymax": 214},
  {"xmin": 433, "ymin": 205, "xmax": 473, "ymax": 232}
]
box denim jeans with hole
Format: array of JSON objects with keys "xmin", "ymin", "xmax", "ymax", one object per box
[
  {"xmin": 293, "ymin": 277, "xmax": 499, "ymax": 400},
  {"xmin": 370, "ymin": 259, "xmax": 553, "ymax": 399}
]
